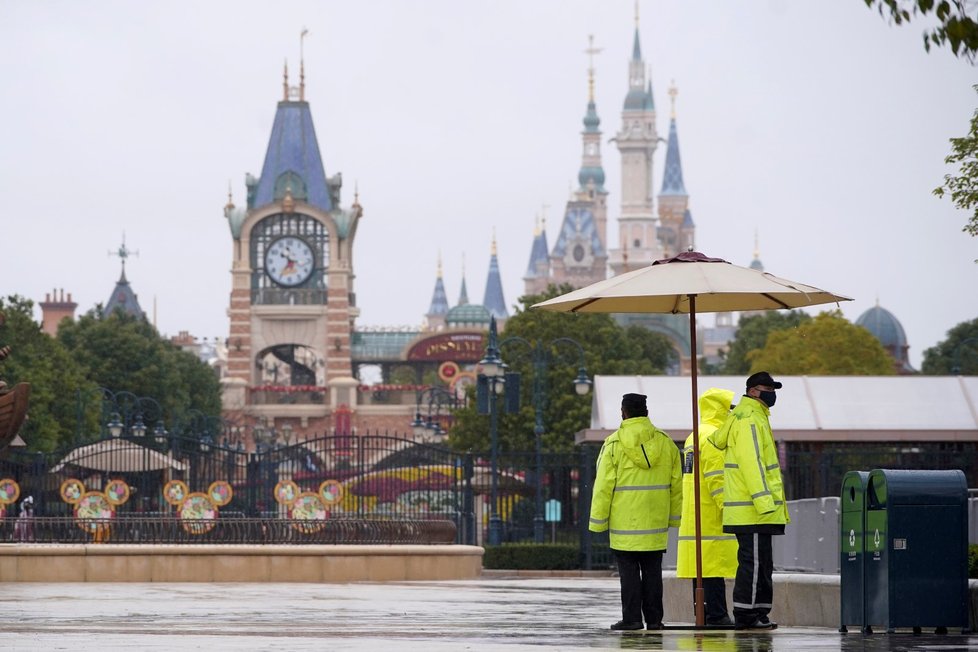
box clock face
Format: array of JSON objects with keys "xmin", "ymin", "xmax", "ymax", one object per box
[{"xmin": 266, "ymin": 236, "xmax": 314, "ymax": 286}]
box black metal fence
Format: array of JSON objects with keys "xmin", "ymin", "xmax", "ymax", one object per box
[{"xmin": 0, "ymin": 434, "xmax": 973, "ymax": 559}]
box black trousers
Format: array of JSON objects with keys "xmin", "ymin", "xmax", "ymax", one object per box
[
  {"xmin": 732, "ymin": 532, "xmax": 774, "ymax": 624},
  {"xmin": 689, "ymin": 577, "xmax": 729, "ymax": 622},
  {"xmin": 613, "ymin": 550, "xmax": 663, "ymax": 626}
]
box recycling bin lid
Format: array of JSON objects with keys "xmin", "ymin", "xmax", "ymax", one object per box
[
  {"xmin": 841, "ymin": 471, "xmax": 869, "ymax": 513},
  {"xmin": 867, "ymin": 468, "xmax": 967, "ymax": 507}
]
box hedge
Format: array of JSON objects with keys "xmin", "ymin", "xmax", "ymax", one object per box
[
  {"xmin": 970, "ymin": 544, "xmax": 978, "ymax": 579},
  {"xmin": 482, "ymin": 543, "xmax": 580, "ymax": 570}
]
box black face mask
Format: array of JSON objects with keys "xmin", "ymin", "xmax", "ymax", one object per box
[{"xmin": 758, "ymin": 390, "xmax": 777, "ymax": 408}]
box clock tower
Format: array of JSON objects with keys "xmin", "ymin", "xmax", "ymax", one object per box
[{"xmin": 222, "ymin": 60, "xmax": 362, "ymax": 441}]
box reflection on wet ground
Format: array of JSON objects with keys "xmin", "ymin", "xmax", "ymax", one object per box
[{"xmin": 0, "ymin": 578, "xmax": 972, "ymax": 651}]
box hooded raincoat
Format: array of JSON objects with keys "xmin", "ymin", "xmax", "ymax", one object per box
[
  {"xmin": 708, "ymin": 396, "xmax": 790, "ymax": 532},
  {"xmin": 589, "ymin": 416, "xmax": 683, "ymax": 551},
  {"xmin": 676, "ymin": 388, "xmax": 738, "ymax": 578}
]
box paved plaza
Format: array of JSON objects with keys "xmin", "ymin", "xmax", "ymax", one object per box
[{"xmin": 0, "ymin": 578, "xmax": 973, "ymax": 651}]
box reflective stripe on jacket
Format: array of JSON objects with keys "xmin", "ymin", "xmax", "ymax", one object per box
[
  {"xmin": 708, "ymin": 396, "xmax": 790, "ymax": 529},
  {"xmin": 677, "ymin": 388, "xmax": 738, "ymax": 578},
  {"xmin": 589, "ymin": 416, "xmax": 683, "ymax": 552}
]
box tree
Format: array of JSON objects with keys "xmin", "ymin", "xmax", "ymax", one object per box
[
  {"xmin": 920, "ymin": 317, "xmax": 978, "ymax": 373},
  {"xmin": 0, "ymin": 296, "xmax": 99, "ymax": 452},
  {"xmin": 748, "ymin": 311, "xmax": 896, "ymax": 375},
  {"xmin": 57, "ymin": 309, "xmax": 222, "ymax": 430},
  {"xmin": 720, "ymin": 311, "xmax": 812, "ymax": 375},
  {"xmin": 864, "ymin": 1, "xmax": 978, "ymax": 61},
  {"xmin": 449, "ymin": 285, "xmax": 675, "ymax": 453},
  {"xmin": 934, "ymin": 87, "xmax": 978, "ymax": 244}
]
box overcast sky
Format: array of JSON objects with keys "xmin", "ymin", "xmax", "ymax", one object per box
[{"xmin": 2, "ymin": 1, "xmax": 976, "ymax": 370}]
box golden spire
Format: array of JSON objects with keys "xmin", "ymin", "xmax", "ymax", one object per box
[
  {"xmin": 437, "ymin": 251, "xmax": 443, "ymax": 278},
  {"xmin": 491, "ymin": 228, "xmax": 497, "ymax": 256},
  {"xmin": 585, "ymin": 35, "xmax": 602, "ymax": 102},
  {"xmin": 283, "ymin": 59, "xmax": 289, "ymax": 101},
  {"xmin": 635, "ymin": 0, "xmax": 640, "ymax": 27},
  {"xmin": 533, "ymin": 213, "xmax": 541, "ymax": 237},
  {"xmin": 668, "ymin": 80, "xmax": 678, "ymax": 119},
  {"xmin": 300, "ymin": 28, "xmax": 309, "ymax": 101},
  {"xmin": 225, "ymin": 181, "xmax": 234, "ymax": 211},
  {"xmin": 753, "ymin": 229, "xmax": 760, "ymax": 260}
]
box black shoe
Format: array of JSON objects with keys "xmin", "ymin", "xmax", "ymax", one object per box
[
  {"xmin": 610, "ymin": 620, "xmax": 644, "ymax": 631},
  {"xmin": 735, "ymin": 618, "xmax": 777, "ymax": 630},
  {"xmin": 705, "ymin": 615, "xmax": 734, "ymax": 627},
  {"xmin": 646, "ymin": 622, "xmax": 663, "ymax": 630}
]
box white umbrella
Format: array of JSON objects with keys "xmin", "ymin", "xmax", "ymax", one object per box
[
  {"xmin": 51, "ymin": 438, "xmax": 188, "ymax": 473},
  {"xmin": 533, "ymin": 249, "xmax": 851, "ymax": 627}
]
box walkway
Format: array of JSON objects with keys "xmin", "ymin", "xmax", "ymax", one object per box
[{"xmin": 0, "ymin": 578, "xmax": 971, "ymax": 651}]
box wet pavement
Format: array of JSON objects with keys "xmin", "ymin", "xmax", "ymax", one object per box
[{"xmin": 0, "ymin": 578, "xmax": 973, "ymax": 651}]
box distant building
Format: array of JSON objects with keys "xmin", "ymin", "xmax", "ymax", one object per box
[{"xmin": 856, "ymin": 302, "xmax": 916, "ymax": 374}]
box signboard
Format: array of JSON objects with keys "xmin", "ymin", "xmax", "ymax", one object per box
[
  {"xmin": 406, "ymin": 332, "xmax": 484, "ymax": 362},
  {"xmin": 545, "ymin": 499, "xmax": 561, "ymax": 523}
]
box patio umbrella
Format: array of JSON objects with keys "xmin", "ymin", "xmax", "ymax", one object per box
[
  {"xmin": 533, "ymin": 249, "xmax": 851, "ymax": 627},
  {"xmin": 51, "ymin": 438, "xmax": 188, "ymax": 473}
]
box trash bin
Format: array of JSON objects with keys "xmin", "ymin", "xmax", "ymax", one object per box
[
  {"xmin": 839, "ymin": 470, "xmax": 869, "ymax": 633},
  {"xmin": 864, "ymin": 469, "xmax": 969, "ymax": 633}
]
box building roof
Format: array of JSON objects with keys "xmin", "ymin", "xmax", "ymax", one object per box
[
  {"xmin": 583, "ymin": 375, "xmax": 978, "ymax": 443},
  {"xmin": 551, "ymin": 205, "xmax": 605, "ymax": 258},
  {"xmin": 104, "ymin": 269, "xmax": 145, "ymax": 320},
  {"xmin": 482, "ymin": 249, "xmax": 508, "ymax": 320},
  {"xmin": 446, "ymin": 303, "xmax": 491, "ymax": 326},
  {"xmin": 253, "ymin": 100, "xmax": 333, "ymax": 212},
  {"xmin": 856, "ymin": 304, "xmax": 908, "ymax": 349},
  {"xmin": 524, "ymin": 228, "xmax": 550, "ymax": 279},
  {"xmin": 660, "ymin": 117, "xmax": 687, "ymax": 196},
  {"xmin": 427, "ymin": 276, "xmax": 448, "ymax": 317}
]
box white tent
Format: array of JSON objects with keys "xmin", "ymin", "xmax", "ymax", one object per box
[{"xmin": 51, "ymin": 438, "xmax": 188, "ymax": 473}]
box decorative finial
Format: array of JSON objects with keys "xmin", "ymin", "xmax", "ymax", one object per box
[
  {"xmin": 668, "ymin": 80, "xmax": 678, "ymax": 119},
  {"xmin": 300, "ymin": 28, "xmax": 309, "ymax": 101},
  {"xmin": 225, "ymin": 181, "xmax": 235, "ymax": 210},
  {"xmin": 491, "ymin": 228, "xmax": 497, "ymax": 256},
  {"xmin": 283, "ymin": 59, "xmax": 289, "ymax": 101},
  {"xmin": 109, "ymin": 233, "xmax": 139, "ymax": 273},
  {"xmin": 352, "ymin": 181, "xmax": 362, "ymax": 217},
  {"xmin": 461, "ymin": 252, "xmax": 466, "ymax": 278},
  {"xmin": 533, "ymin": 213, "xmax": 541, "ymax": 237},
  {"xmin": 282, "ymin": 185, "xmax": 295, "ymax": 213},
  {"xmin": 635, "ymin": 0, "xmax": 640, "ymax": 27},
  {"xmin": 585, "ymin": 35, "xmax": 603, "ymax": 102},
  {"xmin": 437, "ymin": 251, "xmax": 443, "ymax": 278},
  {"xmin": 753, "ymin": 229, "xmax": 760, "ymax": 259}
]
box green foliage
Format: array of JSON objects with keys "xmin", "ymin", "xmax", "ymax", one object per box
[
  {"xmin": 865, "ymin": 0, "xmax": 978, "ymax": 61},
  {"xmin": 482, "ymin": 543, "xmax": 580, "ymax": 570},
  {"xmin": 720, "ymin": 311, "xmax": 812, "ymax": 375},
  {"xmin": 750, "ymin": 311, "xmax": 896, "ymax": 375},
  {"xmin": 920, "ymin": 317, "xmax": 978, "ymax": 373},
  {"xmin": 0, "ymin": 296, "xmax": 100, "ymax": 452},
  {"xmin": 970, "ymin": 543, "xmax": 978, "ymax": 578},
  {"xmin": 934, "ymin": 86, "xmax": 978, "ymax": 247},
  {"xmin": 57, "ymin": 309, "xmax": 221, "ymax": 431},
  {"xmin": 449, "ymin": 285, "xmax": 675, "ymax": 453}
]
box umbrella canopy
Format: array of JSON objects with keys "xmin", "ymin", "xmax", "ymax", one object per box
[
  {"xmin": 532, "ymin": 249, "xmax": 850, "ymax": 627},
  {"xmin": 51, "ymin": 438, "xmax": 188, "ymax": 473},
  {"xmin": 532, "ymin": 251, "xmax": 851, "ymax": 314}
]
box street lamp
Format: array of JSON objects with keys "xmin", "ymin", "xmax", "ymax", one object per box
[
  {"xmin": 497, "ymin": 334, "xmax": 590, "ymax": 543},
  {"xmin": 411, "ymin": 386, "xmax": 459, "ymax": 444},
  {"xmin": 131, "ymin": 414, "xmax": 148, "ymax": 438},
  {"xmin": 107, "ymin": 412, "xmax": 124, "ymax": 438}
]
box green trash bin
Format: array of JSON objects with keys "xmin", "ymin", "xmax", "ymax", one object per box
[
  {"xmin": 839, "ymin": 471, "xmax": 869, "ymax": 633},
  {"xmin": 864, "ymin": 469, "xmax": 969, "ymax": 634}
]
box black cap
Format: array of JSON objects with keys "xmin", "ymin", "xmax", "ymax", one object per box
[
  {"xmin": 746, "ymin": 371, "xmax": 782, "ymax": 390},
  {"xmin": 621, "ymin": 393, "xmax": 648, "ymax": 417}
]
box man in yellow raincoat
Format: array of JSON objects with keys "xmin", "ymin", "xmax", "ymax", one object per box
[
  {"xmin": 708, "ymin": 371, "xmax": 789, "ymax": 630},
  {"xmin": 677, "ymin": 388, "xmax": 737, "ymax": 626},
  {"xmin": 589, "ymin": 393, "xmax": 683, "ymax": 631}
]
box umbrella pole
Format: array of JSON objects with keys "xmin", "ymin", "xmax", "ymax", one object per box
[{"xmin": 690, "ymin": 296, "xmax": 705, "ymax": 628}]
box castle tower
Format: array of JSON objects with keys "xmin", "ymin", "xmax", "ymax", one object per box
[
  {"xmin": 39, "ymin": 288, "xmax": 77, "ymax": 336},
  {"xmin": 104, "ymin": 237, "xmax": 145, "ymax": 320},
  {"xmin": 523, "ymin": 215, "xmax": 551, "ymax": 297},
  {"xmin": 482, "ymin": 233, "xmax": 508, "ymax": 323},
  {"xmin": 657, "ymin": 82, "xmax": 693, "ymax": 257},
  {"xmin": 424, "ymin": 255, "xmax": 449, "ymax": 331},
  {"xmin": 609, "ymin": 12, "xmax": 661, "ymax": 276},
  {"xmin": 549, "ymin": 35, "xmax": 609, "ymax": 289},
  {"xmin": 222, "ymin": 54, "xmax": 363, "ymax": 440}
]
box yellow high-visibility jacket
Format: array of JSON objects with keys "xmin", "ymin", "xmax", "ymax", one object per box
[
  {"xmin": 677, "ymin": 388, "xmax": 738, "ymax": 578},
  {"xmin": 589, "ymin": 416, "xmax": 682, "ymax": 551},
  {"xmin": 708, "ymin": 396, "xmax": 790, "ymax": 531}
]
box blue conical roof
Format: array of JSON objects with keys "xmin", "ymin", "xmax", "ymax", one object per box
[
  {"xmin": 104, "ymin": 268, "xmax": 145, "ymax": 320},
  {"xmin": 483, "ymin": 248, "xmax": 508, "ymax": 320},
  {"xmin": 458, "ymin": 275, "xmax": 469, "ymax": 306},
  {"xmin": 253, "ymin": 100, "xmax": 333, "ymax": 212},
  {"xmin": 632, "ymin": 28, "xmax": 642, "ymax": 61},
  {"xmin": 427, "ymin": 276, "xmax": 448, "ymax": 316},
  {"xmin": 524, "ymin": 228, "xmax": 550, "ymax": 278},
  {"xmin": 661, "ymin": 117, "xmax": 686, "ymax": 196}
]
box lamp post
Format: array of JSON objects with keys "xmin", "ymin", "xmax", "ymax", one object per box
[
  {"xmin": 477, "ymin": 317, "xmax": 508, "ymax": 546},
  {"xmin": 98, "ymin": 388, "xmax": 164, "ymax": 440},
  {"xmin": 411, "ymin": 386, "xmax": 459, "ymax": 444},
  {"xmin": 496, "ymin": 335, "xmax": 591, "ymax": 543},
  {"xmin": 951, "ymin": 337, "xmax": 978, "ymax": 375}
]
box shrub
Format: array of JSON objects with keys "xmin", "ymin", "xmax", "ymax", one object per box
[
  {"xmin": 969, "ymin": 544, "xmax": 978, "ymax": 579},
  {"xmin": 483, "ymin": 543, "xmax": 580, "ymax": 570}
]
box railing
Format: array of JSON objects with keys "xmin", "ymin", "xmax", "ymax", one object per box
[{"xmin": 0, "ymin": 516, "xmax": 456, "ymax": 545}]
